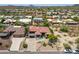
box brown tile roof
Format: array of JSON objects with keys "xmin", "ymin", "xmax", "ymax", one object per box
[
  {"xmin": 13, "ymin": 26, "xmax": 25, "ymax": 36},
  {"xmin": 4, "ymin": 26, "xmax": 25, "ymax": 37}
]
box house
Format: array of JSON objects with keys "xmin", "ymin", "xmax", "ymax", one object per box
[
  {"xmin": 4, "ymin": 26, "xmax": 25, "ymax": 37},
  {"xmin": 3, "ymin": 18, "xmax": 16, "ymax": 24},
  {"xmin": 35, "ymin": 11, "xmax": 43, "ymax": 18},
  {"xmin": 13, "ymin": 26, "xmax": 25, "ymax": 37},
  {"xmin": 18, "ymin": 15, "xmax": 25, "ymax": 19},
  {"xmin": 0, "ymin": 32, "xmax": 12, "ymax": 50},
  {"xmin": 0, "ymin": 15, "xmax": 4, "ymax": 18},
  {"xmin": 66, "ymin": 22, "xmax": 79, "ymax": 36},
  {"xmin": 4, "ymin": 16, "xmax": 13, "ymax": 19},
  {"xmin": 71, "ymin": 15, "xmax": 78, "ymax": 18},
  {"xmin": 47, "ymin": 18, "xmax": 62, "ymax": 24},
  {"xmin": 0, "ymin": 32, "xmax": 11, "ymax": 38},
  {"xmin": 52, "ymin": 19, "xmax": 62, "ymax": 23},
  {"xmin": 52, "ymin": 12, "xmax": 58, "ymax": 15},
  {"xmin": 33, "ymin": 18, "xmax": 44, "ymax": 22},
  {"xmin": 32, "ymin": 17, "xmax": 44, "ymax": 25},
  {"xmin": 47, "ymin": 19, "xmax": 52, "ymax": 22},
  {"xmin": 25, "ymin": 16, "xmax": 32, "ymax": 19},
  {"xmin": 46, "ymin": 12, "xmax": 51, "ymax": 16},
  {"xmin": 19, "ymin": 18, "xmax": 31, "ymax": 24},
  {"xmin": 52, "ymin": 15, "xmax": 60, "ymax": 19},
  {"xmin": 62, "ymin": 19, "xmax": 74, "ymax": 22},
  {"xmin": 3, "ymin": 26, "xmax": 25, "ymax": 51},
  {"xmin": 28, "ymin": 26, "xmax": 51, "ymax": 38},
  {"xmin": 61, "ymin": 15, "xmax": 69, "ymax": 19}
]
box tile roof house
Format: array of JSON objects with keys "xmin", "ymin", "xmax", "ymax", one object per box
[
  {"xmin": 46, "ymin": 12, "xmax": 51, "ymax": 15},
  {"xmin": 33, "ymin": 18, "xmax": 44, "ymax": 22},
  {"xmin": 28, "ymin": 26, "xmax": 51, "ymax": 38},
  {"xmin": 47, "ymin": 19, "xmax": 52, "ymax": 22},
  {"xmin": 4, "ymin": 16, "xmax": 13, "ymax": 19},
  {"xmin": 0, "ymin": 32, "xmax": 11, "ymax": 38},
  {"xmin": 25, "ymin": 16, "xmax": 32, "ymax": 19},
  {"xmin": 19, "ymin": 18, "xmax": 31, "ymax": 24},
  {"xmin": 4, "ymin": 26, "xmax": 25, "ymax": 37},
  {"xmin": 66, "ymin": 22, "xmax": 79, "ymax": 36},
  {"xmin": 32, "ymin": 17, "xmax": 44, "ymax": 25},
  {"xmin": 3, "ymin": 19, "xmax": 16, "ymax": 24},
  {"xmin": 52, "ymin": 15, "xmax": 60, "ymax": 19}
]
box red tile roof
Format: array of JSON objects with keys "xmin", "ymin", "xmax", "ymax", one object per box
[{"xmin": 29, "ymin": 26, "xmax": 51, "ymax": 34}]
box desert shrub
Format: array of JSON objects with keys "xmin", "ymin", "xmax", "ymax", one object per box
[
  {"xmin": 43, "ymin": 42, "xmax": 47, "ymax": 47},
  {"xmin": 63, "ymin": 43, "xmax": 71, "ymax": 49},
  {"xmin": 23, "ymin": 44, "xmax": 28, "ymax": 48}
]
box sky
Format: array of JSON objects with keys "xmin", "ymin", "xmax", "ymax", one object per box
[
  {"xmin": 0, "ymin": 0, "xmax": 78, "ymax": 4},
  {"xmin": 0, "ymin": 4, "xmax": 74, "ymax": 6}
]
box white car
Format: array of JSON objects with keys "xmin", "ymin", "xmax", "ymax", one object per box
[
  {"xmin": 64, "ymin": 49, "xmax": 72, "ymax": 53},
  {"xmin": 72, "ymin": 50, "xmax": 79, "ymax": 54}
]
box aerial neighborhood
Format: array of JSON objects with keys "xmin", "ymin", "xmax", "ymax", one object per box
[{"xmin": 0, "ymin": 5, "xmax": 79, "ymax": 53}]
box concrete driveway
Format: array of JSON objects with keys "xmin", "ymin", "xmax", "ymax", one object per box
[
  {"xmin": 25, "ymin": 38, "xmax": 36, "ymax": 52},
  {"xmin": 10, "ymin": 37, "xmax": 25, "ymax": 51}
]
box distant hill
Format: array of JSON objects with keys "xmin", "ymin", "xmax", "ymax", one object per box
[
  {"xmin": 0, "ymin": 5, "xmax": 29, "ymax": 9},
  {"xmin": 0, "ymin": 4, "xmax": 79, "ymax": 9},
  {"xmin": 0, "ymin": 5, "xmax": 49, "ymax": 9},
  {"xmin": 73, "ymin": 4, "xmax": 79, "ymax": 6},
  {"xmin": 0, "ymin": 6, "xmax": 16, "ymax": 9}
]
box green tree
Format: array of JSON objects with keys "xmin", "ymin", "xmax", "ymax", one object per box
[
  {"xmin": 25, "ymin": 26, "xmax": 28, "ymax": 33},
  {"xmin": 0, "ymin": 23, "xmax": 5, "ymax": 32},
  {"xmin": 76, "ymin": 44, "xmax": 79, "ymax": 49},
  {"xmin": 72, "ymin": 17, "xmax": 79, "ymax": 22},
  {"xmin": 14, "ymin": 17, "xmax": 20, "ymax": 21},
  {"xmin": 60, "ymin": 26, "xmax": 68, "ymax": 32},
  {"xmin": 5, "ymin": 44, "xmax": 9, "ymax": 48},
  {"xmin": 63, "ymin": 43, "xmax": 71, "ymax": 49},
  {"xmin": 0, "ymin": 18, "xmax": 5, "ymax": 23},
  {"xmin": 43, "ymin": 22, "xmax": 49, "ymax": 27},
  {"xmin": 22, "ymin": 23, "xmax": 28, "ymax": 27},
  {"xmin": 48, "ymin": 34, "xmax": 58, "ymax": 43},
  {"xmin": 75, "ymin": 38, "xmax": 79, "ymax": 44},
  {"xmin": 49, "ymin": 27, "xmax": 53, "ymax": 33},
  {"xmin": 43, "ymin": 42, "xmax": 47, "ymax": 47},
  {"xmin": 15, "ymin": 20, "xmax": 21, "ymax": 26}
]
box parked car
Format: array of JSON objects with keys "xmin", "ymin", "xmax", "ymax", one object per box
[
  {"xmin": 72, "ymin": 49, "xmax": 79, "ymax": 54},
  {"xmin": 64, "ymin": 49, "xmax": 73, "ymax": 53}
]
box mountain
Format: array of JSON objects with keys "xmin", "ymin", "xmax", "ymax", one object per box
[{"xmin": 74, "ymin": 4, "xmax": 79, "ymax": 6}]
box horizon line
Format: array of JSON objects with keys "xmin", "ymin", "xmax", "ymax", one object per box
[{"xmin": 0, "ymin": 4, "xmax": 75, "ymax": 6}]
